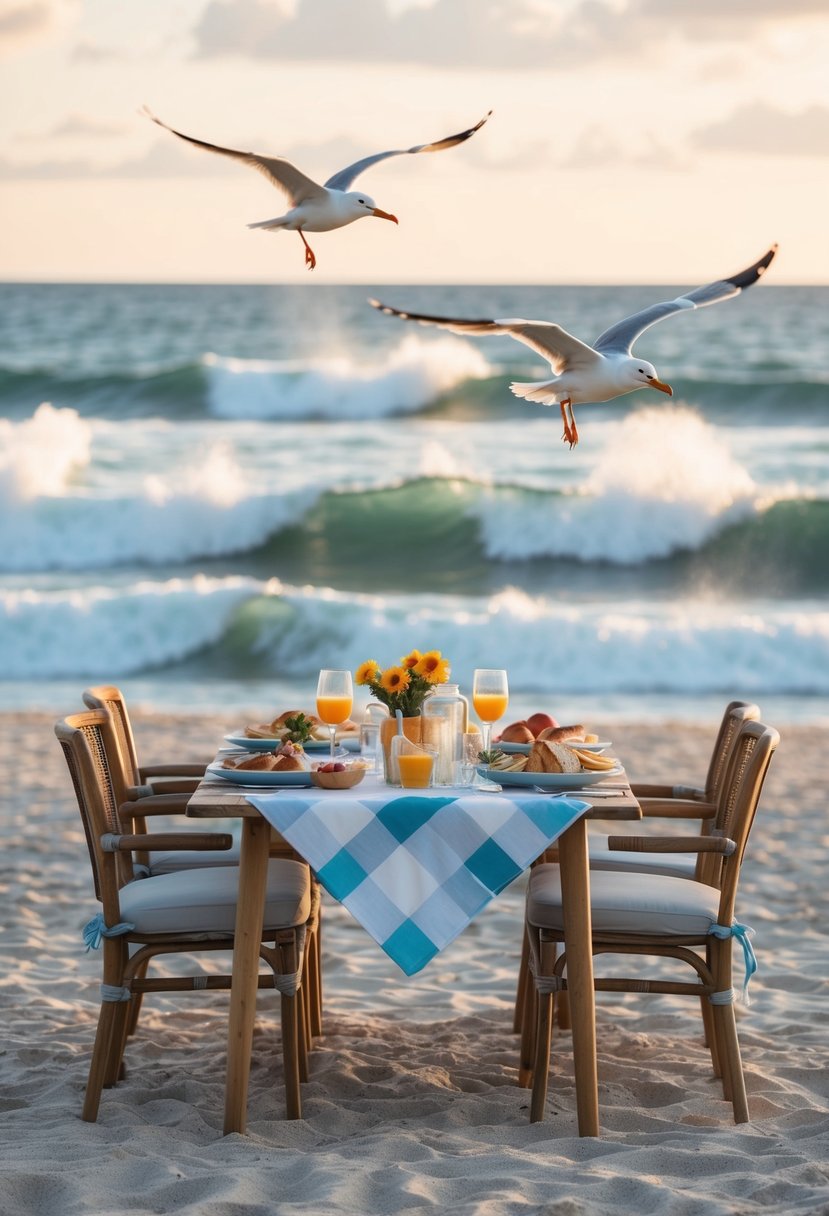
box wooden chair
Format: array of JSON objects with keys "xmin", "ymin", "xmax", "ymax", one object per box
[
  {"xmin": 84, "ymin": 684, "xmax": 324, "ymax": 1041},
  {"xmin": 56, "ymin": 709, "xmax": 314, "ymax": 1122},
  {"xmin": 513, "ymin": 700, "xmax": 761, "ymax": 1040},
  {"xmin": 523, "ymin": 719, "xmax": 779, "ymax": 1125}
]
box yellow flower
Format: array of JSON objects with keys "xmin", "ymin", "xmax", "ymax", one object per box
[
  {"xmin": 400, "ymin": 649, "xmax": 422, "ymax": 670},
  {"xmin": 355, "ymin": 659, "xmax": 381, "ymax": 686},
  {"xmin": 380, "ymin": 666, "xmax": 411, "ymax": 695},
  {"xmin": 414, "ymin": 650, "xmax": 450, "ymax": 684}
]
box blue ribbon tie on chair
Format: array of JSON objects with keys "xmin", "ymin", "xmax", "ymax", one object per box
[
  {"xmin": 708, "ymin": 921, "xmax": 757, "ymax": 1003},
  {"xmin": 82, "ymin": 912, "xmax": 135, "ymax": 951}
]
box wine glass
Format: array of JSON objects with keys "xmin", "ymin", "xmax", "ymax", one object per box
[
  {"xmin": 316, "ymin": 669, "xmax": 354, "ymax": 760},
  {"xmin": 472, "ymin": 668, "xmax": 509, "ymax": 757}
]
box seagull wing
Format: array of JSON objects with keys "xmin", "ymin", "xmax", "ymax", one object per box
[
  {"xmin": 368, "ymin": 300, "xmax": 600, "ymax": 373},
  {"xmin": 141, "ymin": 106, "xmax": 327, "ymax": 205},
  {"xmin": 324, "ymin": 111, "xmax": 492, "ymax": 192},
  {"xmin": 593, "ymin": 244, "xmax": 778, "ymax": 355}
]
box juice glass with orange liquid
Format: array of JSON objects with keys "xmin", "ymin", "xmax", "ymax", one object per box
[
  {"xmin": 316, "ymin": 669, "xmax": 354, "ymax": 759},
  {"xmin": 472, "ymin": 668, "xmax": 509, "ymax": 757},
  {"xmin": 393, "ymin": 739, "xmax": 437, "ymax": 789}
]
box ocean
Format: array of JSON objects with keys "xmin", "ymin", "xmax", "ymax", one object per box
[{"xmin": 2, "ymin": 280, "xmax": 828, "ymax": 725}]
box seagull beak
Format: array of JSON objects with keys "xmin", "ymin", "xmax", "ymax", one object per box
[
  {"xmin": 650, "ymin": 379, "xmax": 673, "ymax": 396},
  {"xmin": 372, "ymin": 208, "xmax": 399, "ymax": 224}
]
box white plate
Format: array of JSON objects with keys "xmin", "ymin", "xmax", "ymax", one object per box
[
  {"xmin": 224, "ymin": 733, "xmax": 356, "ymax": 754},
  {"xmin": 207, "ymin": 761, "xmax": 313, "ymax": 788},
  {"xmin": 475, "ymin": 763, "xmax": 624, "ymax": 789},
  {"xmin": 495, "ymin": 739, "xmax": 611, "ymax": 755}
]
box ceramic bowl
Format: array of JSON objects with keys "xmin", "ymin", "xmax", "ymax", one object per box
[{"xmin": 310, "ymin": 762, "xmax": 367, "ymax": 790}]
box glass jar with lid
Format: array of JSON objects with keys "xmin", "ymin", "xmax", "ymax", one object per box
[{"xmin": 422, "ymin": 683, "xmax": 469, "ymax": 785}]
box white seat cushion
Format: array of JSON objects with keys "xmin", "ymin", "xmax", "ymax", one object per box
[
  {"xmin": 588, "ymin": 846, "xmax": 697, "ymax": 880},
  {"xmin": 148, "ymin": 841, "xmax": 242, "ymax": 875},
  {"xmin": 527, "ymin": 864, "xmax": 721, "ymax": 937},
  {"xmin": 119, "ymin": 858, "xmax": 310, "ymax": 935}
]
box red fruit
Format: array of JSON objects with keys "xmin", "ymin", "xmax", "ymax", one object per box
[
  {"xmin": 526, "ymin": 712, "xmax": 559, "ymax": 737},
  {"xmin": 333, "ymin": 763, "xmax": 346, "ymax": 772}
]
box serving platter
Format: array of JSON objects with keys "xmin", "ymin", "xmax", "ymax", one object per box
[
  {"xmin": 475, "ymin": 763, "xmax": 624, "ymax": 789},
  {"xmin": 207, "ymin": 761, "xmax": 313, "ymax": 788}
]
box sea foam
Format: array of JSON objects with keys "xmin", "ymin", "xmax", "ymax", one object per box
[
  {"xmin": 475, "ymin": 407, "xmax": 762, "ymax": 563},
  {"xmin": 203, "ymin": 333, "xmax": 491, "ymax": 420}
]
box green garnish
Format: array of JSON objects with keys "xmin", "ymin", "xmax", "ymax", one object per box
[
  {"xmin": 478, "ymin": 748, "xmax": 506, "ymax": 766},
  {"xmin": 283, "ymin": 713, "xmax": 315, "ymax": 744}
]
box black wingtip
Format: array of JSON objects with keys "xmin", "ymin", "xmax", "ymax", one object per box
[{"xmin": 730, "ymin": 244, "xmax": 778, "ymax": 290}]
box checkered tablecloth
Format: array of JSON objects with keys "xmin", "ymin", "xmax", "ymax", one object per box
[{"xmin": 247, "ymin": 782, "xmax": 589, "ymax": 975}]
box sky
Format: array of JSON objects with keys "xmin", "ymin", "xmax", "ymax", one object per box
[{"xmin": 1, "ymin": 0, "xmax": 827, "ymax": 284}]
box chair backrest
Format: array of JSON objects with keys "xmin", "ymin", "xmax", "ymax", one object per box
[
  {"xmin": 82, "ymin": 685, "xmax": 142, "ymax": 788},
  {"xmin": 710, "ymin": 719, "xmax": 779, "ymax": 920},
  {"xmin": 703, "ymin": 701, "xmax": 761, "ymax": 803},
  {"xmin": 55, "ymin": 709, "xmax": 136, "ymax": 902}
]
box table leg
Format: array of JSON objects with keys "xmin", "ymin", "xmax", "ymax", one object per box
[
  {"xmin": 557, "ymin": 818, "xmax": 599, "ymax": 1137},
  {"xmin": 224, "ymin": 814, "xmax": 270, "ymax": 1135}
]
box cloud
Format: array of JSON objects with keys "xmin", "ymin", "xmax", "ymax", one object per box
[
  {"xmin": 0, "ymin": 0, "xmax": 78, "ymax": 55},
  {"xmin": 19, "ymin": 113, "xmax": 128, "ymax": 141},
  {"xmin": 190, "ymin": 0, "xmax": 829, "ymax": 68},
  {"xmin": 561, "ymin": 126, "xmax": 690, "ymax": 171},
  {"xmin": 692, "ymin": 102, "xmax": 829, "ymax": 157}
]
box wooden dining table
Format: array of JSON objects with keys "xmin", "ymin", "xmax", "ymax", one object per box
[{"xmin": 187, "ymin": 762, "xmax": 641, "ymax": 1137}]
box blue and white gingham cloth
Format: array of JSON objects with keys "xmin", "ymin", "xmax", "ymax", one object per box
[{"xmin": 248, "ymin": 784, "xmax": 589, "ymax": 975}]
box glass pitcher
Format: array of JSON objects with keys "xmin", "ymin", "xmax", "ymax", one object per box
[{"xmin": 422, "ymin": 683, "xmax": 469, "ymax": 785}]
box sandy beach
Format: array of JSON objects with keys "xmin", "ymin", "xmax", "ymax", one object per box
[{"xmin": 1, "ymin": 710, "xmax": 828, "ymax": 1216}]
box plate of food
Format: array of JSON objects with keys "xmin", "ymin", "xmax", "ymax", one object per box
[
  {"xmin": 475, "ymin": 764, "xmax": 623, "ymax": 789},
  {"xmin": 224, "ymin": 733, "xmax": 337, "ymax": 753},
  {"xmin": 207, "ymin": 740, "xmax": 314, "ymax": 787},
  {"xmin": 207, "ymin": 762, "xmax": 313, "ymax": 788},
  {"xmin": 237, "ymin": 710, "xmax": 360, "ymax": 751}
]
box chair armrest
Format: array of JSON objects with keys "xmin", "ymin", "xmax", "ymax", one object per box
[
  {"xmin": 102, "ymin": 832, "xmax": 233, "ymax": 852},
  {"xmin": 118, "ymin": 794, "xmax": 193, "ymax": 821},
  {"xmin": 146, "ymin": 777, "xmax": 202, "ymax": 795},
  {"xmin": 138, "ymin": 763, "xmax": 208, "ymax": 778},
  {"xmin": 606, "ymin": 835, "xmax": 736, "ymax": 856},
  {"xmin": 638, "ymin": 798, "xmax": 716, "ymax": 819}
]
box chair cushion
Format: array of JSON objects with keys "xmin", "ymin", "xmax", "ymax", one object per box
[
  {"xmin": 527, "ymin": 864, "xmax": 721, "ymax": 936},
  {"xmin": 588, "ymin": 846, "xmax": 697, "ymax": 880},
  {"xmin": 148, "ymin": 842, "xmax": 242, "ymax": 875},
  {"xmin": 119, "ymin": 858, "xmax": 310, "ymax": 935}
]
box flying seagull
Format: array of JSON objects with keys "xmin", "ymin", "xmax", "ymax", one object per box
[
  {"xmin": 142, "ymin": 106, "xmax": 491, "ymax": 270},
  {"xmin": 370, "ymin": 245, "xmax": 777, "ymax": 446}
]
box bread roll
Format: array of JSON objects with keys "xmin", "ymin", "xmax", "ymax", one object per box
[
  {"xmin": 224, "ymin": 751, "xmax": 277, "ymax": 771},
  {"xmin": 500, "ymin": 721, "xmax": 535, "ymax": 744},
  {"xmin": 536, "ymin": 723, "xmax": 586, "ymax": 744},
  {"xmin": 525, "ymin": 741, "xmax": 582, "ymax": 774}
]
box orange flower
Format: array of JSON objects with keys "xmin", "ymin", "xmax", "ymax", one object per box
[
  {"xmin": 355, "ymin": 660, "xmax": 381, "ymax": 686},
  {"xmin": 400, "ymin": 649, "xmax": 422, "ymax": 670},
  {"xmin": 380, "ymin": 666, "xmax": 411, "ymax": 695},
  {"xmin": 414, "ymin": 650, "xmax": 450, "ymax": 684}
]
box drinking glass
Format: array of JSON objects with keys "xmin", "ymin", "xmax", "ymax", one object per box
[
  {"xmin": 316, "ymin": 669, "xmax": 354, "ymax": 759},
  {"xmin": 359, "ymin": 703, "xmax": 387, "ymax": 773},
  {"xmin": 472, "ymin": 668, "xmax": 509, "ymax": 756}
]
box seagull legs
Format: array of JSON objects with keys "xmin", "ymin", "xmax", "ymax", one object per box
[
  {"xmin": 297, "ymin": 229, "xmax": 317, "ymax": 271},
  {"xmin": 559, "ymin": 399, "xmax": 579, "ymax": 448}
]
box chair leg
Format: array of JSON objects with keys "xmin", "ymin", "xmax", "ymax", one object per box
[
  {"xmin": 700, "ymin": 995, "xmax": 722, "ymax": 1077},
  {"xmin": 103, "ymin": 999, "xmax": 132, "ymax": 1087},
  {"xmin": 127, "ymin": 958, "xmax": 149, "ymax": 1036},
  {"xmin": 712, "ymin": 1002, "xmax": 749, "ymax": 1122},
  {"xmin": 529, "ymin": 990, "xmax": 553, "ymax": 1122},
  {"xmin": 281, "ymin": 991, "xmax": 302, "ymax": 1119},
  {"xmin": 518, "ymin": 966, "xmax": 539, "ymax": 1088},
  {"xmin": 514, "ymin": 927, "xmax": 530, "ymax": 1033},
  {"xmin": 82, "ymin": 1001, "xmax": 120, "ymax": 1122}
]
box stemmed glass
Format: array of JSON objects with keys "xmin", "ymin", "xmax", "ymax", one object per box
[
  {"xmin": 316, "ymin": 669, "xmax": 354, "ymax": 760},
  {"xmin": 472, "ymin": 668, "xmax": 509, "ymax": 757}
]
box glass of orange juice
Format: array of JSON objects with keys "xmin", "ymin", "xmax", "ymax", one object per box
[
  {"xmin": 316, "ymin": 669, "xmax": 354, "ymax": 759},
  {"xmin": 472, "ymin": 668, "xmax": 509, "ymax": 756},
  {"xmin": 393, "ymin": 738, "xmax": 437, "ymax": 789}
]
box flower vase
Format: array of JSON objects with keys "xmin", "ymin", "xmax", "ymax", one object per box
[{"xmin": 381, "ymin": 715, "xmax": 439, "ymax": 785}]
